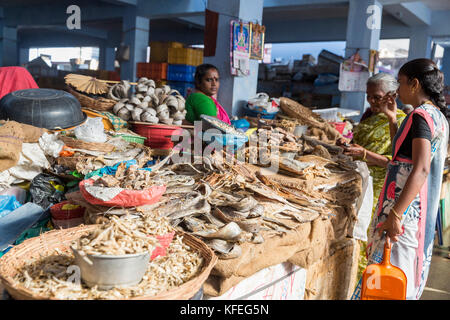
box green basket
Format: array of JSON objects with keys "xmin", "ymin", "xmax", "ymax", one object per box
[{"xmin": 119, "ymin": 134, "xmax": 147, "ymax": 144}]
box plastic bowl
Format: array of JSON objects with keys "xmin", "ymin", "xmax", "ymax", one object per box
[
  {"xmin": 0, "ymin": 88, "xmax": 86, "ymax": 130},
  {"xmin": 71, "ymin": 247, "xmax": 150, "ymax": 290}
]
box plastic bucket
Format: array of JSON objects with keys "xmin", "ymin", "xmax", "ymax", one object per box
[
  {"xmin": 50, "ymin": 200, "xmax": 85, "ymax": 229},
  {"xmin": 131, "ymin": 123, "xmax": 182, "ymax": 149}
]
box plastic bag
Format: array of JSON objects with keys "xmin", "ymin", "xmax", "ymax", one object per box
[
  {"xmin": 0, "ymin": 187, "xmax": 27, "ymax": 204},
  {"xmin": 79, "ymin": 178, "xmax": 166, "ymax": 207},
  {"xmin": 0, "ymin": 195, "xmax": 22, "ymax": 218},
  {"xmin": 29, "ymin": 173, "xmax": 66, "ymax": 210},
  {"xmin": 74, "ymin": 117, "xmax": 107, "ymax": 143},
  {"xmin": 39, "ymin": 132, "xmax": 65, "ymax": 158}
]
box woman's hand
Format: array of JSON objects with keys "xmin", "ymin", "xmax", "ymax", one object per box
[
  {"xmin": 379, "ymin": 93, "xmax": 398, "ymax": 122},
  {"xmin": 336, "ymin": 137, "xmax": 350, "ymax": 147},
  {"xmin": 378, "ymin": 210, "xmax": 403, "ymax": 242},
  {"xmin": 343, "ymin": 143, "xmax": 365, "ymax": 158}
]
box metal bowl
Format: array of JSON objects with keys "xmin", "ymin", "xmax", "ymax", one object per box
[
  {"xmin": 0, "ymin": 88, "xmax": 87, "ymax": 130},
  {"xmin": 71, "ymin": 246, "xmax": 150, "ymax": 290}
]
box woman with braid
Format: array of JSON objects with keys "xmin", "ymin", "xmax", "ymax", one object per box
[{"xmin": 352, "ymin": 58, "xmax": 449, "ymax": 300}]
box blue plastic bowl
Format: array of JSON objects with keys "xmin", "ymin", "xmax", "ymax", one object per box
[{"xmin": 243, "ymin": 104, "xmax": 278, "ymax": 119}]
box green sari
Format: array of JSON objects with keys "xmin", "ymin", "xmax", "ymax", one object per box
[{"xmin": 353, "ymin": 109, "xmax": 406, "ymax": 277}]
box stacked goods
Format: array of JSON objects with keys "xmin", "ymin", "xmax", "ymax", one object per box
[
  {"xmin": 168, "ymin": 47, "xmax": 203, "ymax": 66},
  {"xmin": 111, "ymin": 78, "xmax": 186, "ymax": 126},
  {"xmin": 137, "ymin": 62, "xmax": 168, "ymax": 80},
  {"xmin": 150, "ymin": 41, "xmax": 184, "ymax": 63}
]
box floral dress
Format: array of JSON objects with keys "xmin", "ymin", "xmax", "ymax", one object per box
[{"xmin": 352, "ymin": 103, "xmax": 449, "ymax": 300}]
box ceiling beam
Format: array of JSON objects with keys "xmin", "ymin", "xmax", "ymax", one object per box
[
  {"xmin": 17, "ymin": 25, "xmax": 109, "ymax": 40},
  {"xmin": 100, "ymin": 0, "xmax": 137, "ymax": 5},
  {"xmin": 384, "ymin": 1, "xmax": 431, "ymax": 26},
  {"xmin": 4, "ymin": 3, "xmax": 124, "ymax": 27},
  {"xmin": 136, "ymin": 0, "xmax": 205, "ymax": 19},
  {"xmin": 175, "ymin": 15, "xmax": 205, "ymax": 28}
]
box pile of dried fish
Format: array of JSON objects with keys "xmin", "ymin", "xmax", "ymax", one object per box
[
  {"xmin": 92, "ymin": 163, "xmax": 155, "ymax": 190},
  {"xmin": 72, "ymin": 213, "xmax": 172, "ymax": 255},
  {"xmin": 14, "ymin": 234, "xmax": 203, "ymax": 299}
]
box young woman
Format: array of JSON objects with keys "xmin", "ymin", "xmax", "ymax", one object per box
[
  {"xmin": 352, "ymin": 58, "xmax": 449, "ymax": 300},
  {"xmin": 185, "ymin": 64, "xmax": 231, "ymax": 124}
]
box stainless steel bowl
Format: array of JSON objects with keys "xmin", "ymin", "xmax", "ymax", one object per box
[{"xmin": 71, "ymin": 246, "xmax": 150, "ymax": 290}]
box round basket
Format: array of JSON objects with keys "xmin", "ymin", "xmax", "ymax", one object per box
[
  {"xmin": 0, "ymin": 225, "xmax": 217, "ymax": 300},
  {"xmin": 59, "ymin": 135, "xmax": 115, "ymax": 153},
  {"xmin": 67, "ymin": 86, "xmax": 116, "ymax": 112},
  {"xmin": 56, "ymin": 156, "xmax": 95, "ymax": 170}
]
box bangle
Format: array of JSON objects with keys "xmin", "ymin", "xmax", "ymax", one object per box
[
  {"xmin": 391, "ymin": 208, "xmax": 402, "ymax": 220},
  {"xmin": 362, "ymin": 149, "xmax": 367, "ymax": 161}
]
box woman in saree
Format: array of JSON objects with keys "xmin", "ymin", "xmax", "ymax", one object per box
[
  {"xmin": 185, "ymin": 64, "xmax": 231, "ymax": 124},
  {"xmin": 341, "ymin": 73, "xmax": 407, "ymax": 275},
  {"xmin": 352, "ymin": 58, "xmax": 449, "ymax": 300}
]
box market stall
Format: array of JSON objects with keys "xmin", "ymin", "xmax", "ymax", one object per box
[{"xmin": 0, "ymin": 74, "xmax": 372, "ymax": 300}]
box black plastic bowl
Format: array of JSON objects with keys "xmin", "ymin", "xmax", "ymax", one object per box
[{"xmin": 0, "ymin": 88, "xmax": 87, "ymax": 130}]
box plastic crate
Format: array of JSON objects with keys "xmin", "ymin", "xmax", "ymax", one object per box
[
  {"xmin": 167, "ymin": 81, "xmax": 195, "ymax": 98},
  {"xmin": 167, "ymin": 64, "xmax": 196, "ymax": 82},
  {"xmin": 137, "ymin": 62, "xmax": 167, "ymax": 80},
  {"xmin": 150, "ymin": 41, "xmax": 184, "ymax": 63},
  {"xmin": 168, "ymin": 48, "xmax": 203, "ymax": 66}
]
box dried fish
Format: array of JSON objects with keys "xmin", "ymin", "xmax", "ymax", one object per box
[{"xmin": 193, "ymin": 222, "xmax": 242, "ymax": 240}]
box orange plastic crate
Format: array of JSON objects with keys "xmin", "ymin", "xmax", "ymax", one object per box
[{"xmin": 137, "ymin": 62, "xmax": 168, "ymax": 80}]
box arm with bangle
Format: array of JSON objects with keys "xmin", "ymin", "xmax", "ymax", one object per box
[{"xmin": 379, "ymin": 138, "xmax": 431, "ymax": 241}]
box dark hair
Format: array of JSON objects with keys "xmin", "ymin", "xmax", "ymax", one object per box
[
  {"xmin": 398, "ymin": 58, "xmax": 448, "ymax": 117},
  {"xmin": 194, "ymin": 64, "xmax": 219, "ymax": 89}
]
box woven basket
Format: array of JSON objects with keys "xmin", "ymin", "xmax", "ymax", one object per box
[
  {"xmin": 0, "ymin": 225, "xmax": 217, "ymax": 300},
  {"xmin": 67, "ymin": 86, "xmax": 116, "ymax": 112},
  {"xmin": 59, "ymin": 135, "xmax": 115, "ymax": 153},
  {"xmin": 56, "ymin": 156, "xmax": 95, "ymax": 170}
]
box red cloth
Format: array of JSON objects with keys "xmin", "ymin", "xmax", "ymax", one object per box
[{"xmin": 0, "ymin": 67, "xmax": 39, "ymax": 100}]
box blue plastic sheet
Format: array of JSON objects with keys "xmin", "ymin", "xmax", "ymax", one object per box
[
  {"xmin": 0, "ymin": 195, "xmax": 22, "ymax": 219},
  {"xmin": 84, "ymin": 159, "xmax": 152, "ymax": 180},
  {"xmin": 0, "ymin": 202, "xmax": 46, "ymax": 251}
]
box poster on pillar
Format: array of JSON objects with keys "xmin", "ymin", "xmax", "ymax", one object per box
[
  {"xmin": 249, "ymin": 23, "xmax": 265, "ymax": 61},
  {"xmin": 338, "ymin": 52, "xmax": 371, "ymax": 92},
  {"xmin": 230, "ymin": 20, "xmax": 251, "ymax": 77}
]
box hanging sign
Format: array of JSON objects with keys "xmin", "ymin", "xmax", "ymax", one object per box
[
  {"xmin": 230, "ymin": 20, "xmax": 251, "ymax": 76},
  {"xmin": 250, "ymin": 23, "xmax": 265, "ymax": 60}
]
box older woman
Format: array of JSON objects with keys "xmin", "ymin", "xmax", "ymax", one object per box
[
  {"xmin": 341, "ymin": 73, "xmax": 407, "ymax": 276},
  {"xmin": 353, "ymin": 58, "xmax": 449, "ymax": 300},
  {"xmin": 185, "ymin": 63, "xmax": 231, "ymax": 124}
]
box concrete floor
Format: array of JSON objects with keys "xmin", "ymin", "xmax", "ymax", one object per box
[{"xmin": 420, "ymin": 246, "xmax": 450, "ymax": 300}]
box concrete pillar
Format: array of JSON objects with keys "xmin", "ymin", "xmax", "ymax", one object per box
[
  {"xmin": 0, "ymin": 19, "xmax": 18, "ymax": 66},
  {"xmin": 408, "ymin": 27, "xmax": 432, "ymax": 61},
  {"xmin": 120, "ymin": 7, "xmax": 149, "ymax": 81},
  {"xmin": 442, "ymin": 47, "xmax": 450, "ymax": 86},
  {"xmin": 340, "ymin": 0, "xmax": 382, "ymax": 117},
  {"xmin": 204, "ymin": 0, "xmax": 264, "ymax": 117},
  {"xmin": 105, "ymin": 47, "xmax": 116, "ymax": 71},
  {"xmin": 18, "ymin": 48, "xmax": 29, "ymax": 66}
]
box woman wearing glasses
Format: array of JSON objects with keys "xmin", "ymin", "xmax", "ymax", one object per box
[{"xmin": 339, "ymin": 73, "xmax": 407, "ymax": 277}]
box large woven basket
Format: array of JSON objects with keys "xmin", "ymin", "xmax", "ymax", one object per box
[
  {"xmin": 67, "ymin": 86, "xmax": 116, "ymax": 112},
  {"xmin": 56, "ymin": 156, "xmax": 94, "ymax": 170},
  {"xmin": 59, "ymin": 135, "xmax": 115, "ymax": 152},
  {"xmin": 0, "ymin": 225, "xmax": 217, "ymax": 300}
]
